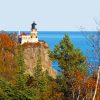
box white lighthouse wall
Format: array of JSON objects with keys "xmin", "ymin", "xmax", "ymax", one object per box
[{"xmin": 21, "ymin": 35, "xmax": 38, "ymax": 44}]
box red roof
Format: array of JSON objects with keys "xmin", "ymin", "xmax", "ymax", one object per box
[{"xmin": 20, "ymin": 32, "xmax": 27, "ymax": 36}]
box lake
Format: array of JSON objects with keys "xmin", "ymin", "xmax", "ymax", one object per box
[{"xmin": 8, "ymin": 31, "xmax": 99, "ymax": 71}]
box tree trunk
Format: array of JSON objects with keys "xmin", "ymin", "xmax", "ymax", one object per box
[
  {"xmin": 85, "ymin": 94, "xmax": 87, "ymax": 100},
  {"xmin": 72, "ymin": 89, "xmax": 75, "ymax": 99},
  {"xmin": 90, "ymin": 88, "xmax": 93, "ymax": 100},
  {"xmin": 77, "ymin": 86, "xmax": 80, "ymax": 100},
  {"xmin": 92, "ymin": 65, "xmax": 100, "ymax": 100}
]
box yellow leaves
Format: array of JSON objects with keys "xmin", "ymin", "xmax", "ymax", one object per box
[{"xmin": 0, "ymin": 65, "xmax": 16, "ymax": 80}]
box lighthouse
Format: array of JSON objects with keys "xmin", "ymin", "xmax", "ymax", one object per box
[
  {"xmin": 19, "ymin": 22, "xmax": 38, "ymax": 44},
  {"xmin": 31, "ymin": 22, "xmax": 38, "ymax": 39}
]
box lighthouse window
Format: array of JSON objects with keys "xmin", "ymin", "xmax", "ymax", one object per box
[{"xmin": 31, "ymin": 36, "xmax": 32, "ymax": 38}]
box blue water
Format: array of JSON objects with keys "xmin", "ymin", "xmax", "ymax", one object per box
[
  {"xmin": 8, "ymin": 31, "xmax": 99, "ymax": 71},
  {"xmin": 38, "ymin": 31, "xmax": 99, "ymax": 71}
]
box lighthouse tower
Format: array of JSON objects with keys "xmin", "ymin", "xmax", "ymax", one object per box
[{"xmin": 30, "ymin": 22, "xmax": 38, "ymax": 41}]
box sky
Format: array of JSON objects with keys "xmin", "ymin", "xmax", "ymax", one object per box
[{"xmin": 0, "ymin": 0, "xmax": 100, "ymax": 31}]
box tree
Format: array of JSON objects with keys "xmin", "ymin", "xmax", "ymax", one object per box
[
  {"xmin": 0, "ymin": 77, "xmax": 13, "ymax": 100},
  {"xmin": 16, "ymin": 46, "xmax": 27, "ymax": 90},
  {"xmin": 50, "ymin": 34, "xmax": 88, "ymax": 99},
  {"xmin": 81, "ymin": 21, "xmax": 100, "ymax": 100},
  {"xmin": 88, "ymin": 31, "xmax": 100, "ymax": 100},
  {"xmin": 92, "ymin": 65, "xmax": 100, "ymax": 100},
  {"xmin": 32, "ymin": 60, "xmax": 49, "ymax": 99},
  {"xmin": 0, "ymin": 33, "xmax": 17, "ymax": 81}
]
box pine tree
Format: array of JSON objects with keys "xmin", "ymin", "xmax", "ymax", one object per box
[
  {"xmin": 32, "ymin": 60, "xmax": 49, "ymax": 99},
  {"xmin": 16, "ymin": 46, "xmax": 26, "ymax": 90},
  {"xmin": 50, "ymin": 34, "xmax": 88, "ymax": 99}
]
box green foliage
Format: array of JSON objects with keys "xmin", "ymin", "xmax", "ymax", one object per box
[
  {"xmin": 0, "ymin": 43, "xmax": 61, "ymax": 100},
  {"xmin": 0, "ymin": 33, "xmax": 92, "ymax": 100},
  {"xmin": 50, "ymin": 34, "xmax": 87, "ymax": 73},
  {"xmin": 32, "ymin": 60, "xmax": 49, "ymax": 99},
  {"xmin": 0, "ymin": 77, "xmax": 13, "ymax": 100},
  {"xmin": 16, "ymin": 46, "xmax": 27, "ymax": 90},
  {"xmin": 50, "ymin": 34, "xmax": 89, "ymax": 99}
]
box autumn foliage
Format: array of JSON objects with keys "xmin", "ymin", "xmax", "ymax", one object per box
[
  {"xmin": 0, "ymin": 33, "xmax": 18, "ymax": 81},
  {"xmin": 0, "ymin": 33, "xmax": 99, "ymax": 100},
  {"xmin": 22, "ymin": 41, "xmax": 48, "ymax": 49}
]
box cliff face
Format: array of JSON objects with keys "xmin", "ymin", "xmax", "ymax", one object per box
[{"xmin": 23, "ymin": 42, "xmax": 56, "ymax": 78}]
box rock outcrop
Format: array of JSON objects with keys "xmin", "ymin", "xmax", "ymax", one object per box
[{"xmin": 23, "ymin": 41, "xmax": 56, "ymax": 78}]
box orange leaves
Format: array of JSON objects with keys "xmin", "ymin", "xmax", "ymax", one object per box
[
  {"xmin": 0, "ymin": 33, "xmax": 17, "ymax": 81},
  {"xmin": 72, "ymin": 71, "xmax": 86, "ymax": 92},
  {"xmin": 22, "ymin": 42, "xmax": 48, "ymax": 49},
  {"xmin": 74, "ymin": 71, "xmax": 85, "ymax": 81},
  {"xmin": 74, "ymin": 70, "xmax": 86, "ymax": 87},
  {"xmin": 0, "ymin": 34, "xmax": 16, "ymax": 49},
  {"xmin": 86, "ymin": 77, "xmax": 96, "ymax": 89}
]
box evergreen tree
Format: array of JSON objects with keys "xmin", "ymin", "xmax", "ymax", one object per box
[
  {"xmin": 16, "ymin": 46, "xmax": 26, "ymax": 90},
  {"xmin": 50, "ymin": 34, "xmax": 88, "ymax": 99},
  {"xmin": 13, "ymin": 46, "xmax": 33, "ymax": 100},
  {"xmin": 0, "ymin": 77, "xmax": 13, "ymax": 100},
  {"xmin": 32, "ymin": 60, "xmax": 49, "ymax": 99}
]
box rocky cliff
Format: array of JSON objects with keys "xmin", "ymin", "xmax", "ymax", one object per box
[{"xmin": 23, "ymin": 41, "xmax": 56, "ymax": 78}]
